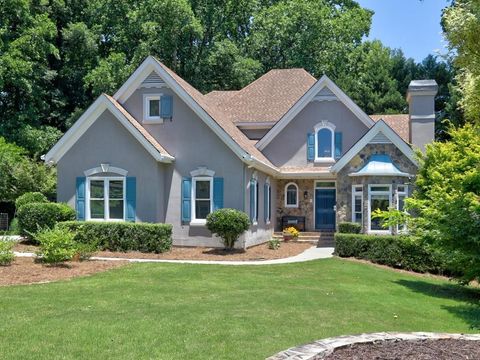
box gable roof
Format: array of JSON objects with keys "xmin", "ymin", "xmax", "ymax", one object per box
[
  {"xmin": 256, "ymin": 75, "xmax": 376, "ymax": 150},
  {"xmin": 331, "ymin": 120, "xmax": 417, "ymax": 174},
  {"xmin": 370, "ymin": 114, "xmax": 410, "ymax": 142},
  {"xmin": 45, "ymin": 94, "xmax": 174, "ymax": 164},
  {"xmin": 113, "ymin": 56, "xmax": 277, "ymax": 172},
  {"xmin": 206, "ymin": 69, "xmax": 316, "ymax": 124}
]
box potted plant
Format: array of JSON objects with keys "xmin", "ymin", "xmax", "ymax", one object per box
[{"xmin": 283, "ymin": 226, "xmax": 299, "ymax": 242}]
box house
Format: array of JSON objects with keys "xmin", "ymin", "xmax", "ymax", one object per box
[{"xmin": 45, "ymin": 56, "xmax": 438, "ymax": 248}]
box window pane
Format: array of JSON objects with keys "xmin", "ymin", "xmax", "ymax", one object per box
[
  {"xmin": 109, "ymin": 200, "xmax": 124, "ymax": 219},
  {"xmin": 90, "ymin": 200, "xmax": 104, "ymax": 219},
  {"xmin": 370, "ymin": 195, "xmax": 390, "ymax": 230},
  {"xmin": 354, "ymin": 196, "xmax": 362, "ymax": 212},
  {"xmin": 371, "ymin": 186, "xmax": 390, "ymax": 192},
  {"xmin": 109, "ymin": 180, "xmax": 123, "ymax": 199},
  {"xmin": 397, "ymin": 185, "xmax": 406, "ymax": 193},
  {"xmin": 90, "ymin": 180, "xmax": 104, "ymax": 198},
  {"xmin": 317, "ymin": 128, "xmax": 332, "ymax": 158},
  {"xmin": 354, "ymin": 213, "xmax": 362, "ymax": 224},
  {"xmin": 286, "ymin": 186, "xmax": 297, "ymax": 205},
  {"xmin": 149, "ymin": 99, "xmax": 160, "ymax": 117},
  {"xmin": 398, "ymin": 196, "xmax": 405, "ymax": 212},
  {"xmin": 316, "ymin": 182, "xmax": 335, "ymax": 188},
  {"xmin": 195, "ymin": 181, "xmax": 210, "ymax": 199},
  {"xmin": 195, "ymin": 200, "xmax": 210, "ymax": 219}
]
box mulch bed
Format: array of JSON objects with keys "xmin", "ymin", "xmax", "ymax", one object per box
[
  {"xmin": 324, "ymin": 339, "xmax": 480, "ymax": 360},
  {"xmin": 14, "ymin": 241, "xmax": 312, "ymax": 261},
  {"xmin": 94, "ymin": 241, "xmax": 312, "ymax": 261},
  {"xmin": 0, "ymin": 257, "xmax": 126, "ymax": 286}
]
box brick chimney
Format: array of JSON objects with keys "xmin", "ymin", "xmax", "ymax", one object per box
[{"xmin": 407, "ymin": 80, "xmax": 438, "ymax": 152}]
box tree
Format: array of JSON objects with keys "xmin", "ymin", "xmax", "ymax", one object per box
[
  {"xmin": 407, "ymin": 124, "xmax": 480, "ymax": 282},
  {"xmin": 443, "ymin": 0, "xmax": 480, "ymax": 122}
]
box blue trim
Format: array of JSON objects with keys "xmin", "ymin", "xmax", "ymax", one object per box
[
  {"xmin": 160, "ymin": 95, "xmax": 173, "ymax": 118},
  {"xmin": 181, "ymin": 177, "xmax": 192, "ymax": 222},
  {"xmin": 307, "ymin": 132, "xmax": 315, "ymax": 161},
  {"xmin": 75, "ymin": 177, "xmax": 86, "ymax": 221},
  {"xmin": 213, "ymin": 177, "xmax": 224, "ymax": 211},
  {"xmin": 126, "ymin": 177, "xmax": 136, "ymax": 222},
  {"xmin": 334, "ymin": 132, "xmax": 343, "ymax": 159}
]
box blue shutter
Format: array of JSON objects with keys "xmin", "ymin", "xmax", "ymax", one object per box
[
  {"xmin": 181, "ymin": 177, "xmax": 192, "ymax": 222},
  {"xmin": 264, "ymin": 183, "xmax": 269, "ymax": 222},
  {"xmin": 249, "ymin": 180, "xmax": 255, "ymax": 222},
  {"xmin": 160, "ymin": 95, "xmax": 173, "ymax": 118},
  {"xmin": 213, "ymin": 177, "xmax": 224, "ymax": 211},
  {"xmin": 126, "ymin": 177, "xmax": 136, "ymax": 222},
  {"xmin": 335, "ymin": 132, "xmax": 343, "ymax": 159},
  {"xmin": 307, "ymin": 133, "xmax": 315, "ymax": 161},
  {"xmin": 75, "ymin": 177, "xmax": 86, "ymax": 221}
]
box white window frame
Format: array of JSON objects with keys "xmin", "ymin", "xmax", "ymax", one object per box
[
  {"xmin": 191, "ymin": 176, "xmax": 213, "ymax": 225},
  {"xmin": 285, "ymin": 182, "xmax": 299, "ymax": 208},
  {"xmin": 143, "ymin": 94, "xmax": 163, "ymax": 124},
  {"xmin": 86, "ymin": 176, "xmax": 126, "ymax": 221},
  {"xmin": 314, "ymin": 121, "xmax": 336, "ymax": 163},
  {"xmin": 396, "ymin": 185, "xmax": 408, "ymax": 233},
  {"xmin": 265, "ymin": 178, "xmax": 271, "ymax": 225},
  {"xmin": 368, "ymin": 184, "xmax": 392, "ymax": 234},
  {"xmin": 351, "ymin": 185, "xmax": 363, "ymax": 225}
]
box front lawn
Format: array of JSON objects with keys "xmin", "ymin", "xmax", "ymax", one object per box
[{"xmin": 0, "ymin": 258, "xmax": 479, "ymax": 359}]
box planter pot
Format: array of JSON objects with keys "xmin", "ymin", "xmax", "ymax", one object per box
[{"xmin": 283, "ymin": 234, "xmax": 293, "ymax": 242}]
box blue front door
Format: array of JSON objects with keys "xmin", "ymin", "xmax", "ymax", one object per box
[{"xmin": 315, "ymin": 189, "xmax": 336, "ymax": 230}]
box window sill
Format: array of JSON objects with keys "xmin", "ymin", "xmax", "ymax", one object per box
[
  {"xmin": 143, "ymin": 118, "xmax": 164, "ymax": 125},
  {"xmin": 285, "ymin": 204, "xmax": 298, "ymax": 208},
  {"xmin": 314, "ymin": 157, "xmax": 336, "ymax": 164},
  {"xmin": 189, "ymin": 219, "xmax": 207, "ymax": 226}
]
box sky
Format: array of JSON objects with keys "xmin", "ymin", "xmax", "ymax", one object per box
[{"xmin": 356, "ymin": 0, "xmax": 450, "ymax": 62}]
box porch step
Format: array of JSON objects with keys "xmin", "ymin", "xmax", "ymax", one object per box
[{"xmin": 273, "ymin": 231, "xmax": 335, "ymax": 248}]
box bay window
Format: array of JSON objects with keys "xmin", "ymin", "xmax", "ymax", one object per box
[{"xmin": 368, "ymin": 184, "xmax": 392, "ymax": 233}]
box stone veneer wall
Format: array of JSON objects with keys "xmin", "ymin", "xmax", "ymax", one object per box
[
  {"xmin": 276, "ymin": 179, "xmax": 315, "ymax": 231},
  {"xmin": 336, "ymin": 144, "xmax": 418, "ymax": 233}
]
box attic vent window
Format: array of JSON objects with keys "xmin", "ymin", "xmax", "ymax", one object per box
[{"xmin": 144, "ymin": 94, "xmax": 162, "ymax": 123}]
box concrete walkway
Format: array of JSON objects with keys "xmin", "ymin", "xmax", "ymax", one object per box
[{"xmin": 14, "ymin": 246, "xmax": 334, "ymax": 266}]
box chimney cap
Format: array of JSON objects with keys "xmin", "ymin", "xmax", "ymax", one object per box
[{"xmin": 407, "ymin": 79, "xmax": 438, "ymax": 101}]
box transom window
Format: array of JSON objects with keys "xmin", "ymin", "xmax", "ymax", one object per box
[
  {"xmin": 352, "ymin": 185, "xmax": 363, "ymax": 225},
  {"xmin": 192, "ymin": 177, "xmax": 213, "ymax": 222},
  {"xmin": 285, "ymin": 182, "xmax": 298, "ymax": 208},
  {"xmin": 143, "ymin": 94, "xmax": 162, "ymax": 123},
  {"xmin": 87, "ymin": 177, "xmax": 125, "ymax": 221},
  {"xmin": 368, "ymin": 184, "xmax": 392, "ymax": 233},
  {"xmin": 314, "ymin": 121, "xmax": 335, "ymax": 161}
]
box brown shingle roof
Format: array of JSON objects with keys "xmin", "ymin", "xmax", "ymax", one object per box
[
  {"xmin": 209, "ymin": 69, "xmax": 317, "ymax": 123},
  {"xmin": 153, "ymin": 58, "xmax": 276, "ymax": 168},
  {"xmin": 370, "ymin": 114, "xmax": 410, "ymax": 142},
  {"xmin": 104, "ymin": 94, "xmax": 173, "ymax": 158},
  {"xmin": 204, "ymin": 90, "xmax": 239, "ymax": 107}
]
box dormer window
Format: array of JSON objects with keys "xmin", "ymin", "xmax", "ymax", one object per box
[{"xmin": 314, "ymin": 121, "xmax": 336, "ymax": 162}]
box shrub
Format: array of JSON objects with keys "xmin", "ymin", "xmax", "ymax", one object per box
[
  {"xmin": 334, "ymin": 233, "xmax": 449, "ymax": 274},
  {"xmin": 0, "ymin": 241, "xmax": 15, "ymax": 265},
  {"xmin": 206, "ymin": 209, "xmax": 250, "ymax": 250},
  {"xmin": 17, "ymin": 202, "xmax": 76, "ymax": 240},
  {"xmin": 15, "ymin": 192, "xmax": 48, "ymax": 210},
  {"xmin": 35, "ymin": 227, "xmax": 77, "ymax": 264},
  {"xmin": 74, "ymin": 241, "xmax": 99, "ymax": 261},
  {"xmin": 338, "ymin": 222, "xmax": 362, "ymax": 234},
  {"xmin": 268, "ymin": 238, "xmax": 281, "ymax": 250},
  {"xmin": 57, "ymin": 221, "xmax": 172, "ymax": 253}
]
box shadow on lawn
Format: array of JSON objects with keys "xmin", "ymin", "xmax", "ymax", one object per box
[{"xmin": 395, "ymin": 279, "xmax": 480, "ymax": 330}]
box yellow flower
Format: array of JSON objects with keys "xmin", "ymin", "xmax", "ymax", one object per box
[{"xmin": 283, "ymin": 226, "xmax": 299, "ymax": 238}]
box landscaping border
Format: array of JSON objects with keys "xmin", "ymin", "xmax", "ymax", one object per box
[{"xmin": 266, "ymin": 332, "xmax": 480, "ymax": 360}]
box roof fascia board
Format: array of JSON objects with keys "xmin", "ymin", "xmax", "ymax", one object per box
[
  {"xmin": 256, "ymin": 75, "xmax": 375, "ymax": 150},
  {"xmin": 44, "ymin": 95, "xmax": 173, "ymax": 164},
  {"xmin": 331, "ymin": 121, "xmax": 417, "ymax": 174},
  {"xmin": 113, "ymin": 58, "xmax": 158, "ymax": 103}
]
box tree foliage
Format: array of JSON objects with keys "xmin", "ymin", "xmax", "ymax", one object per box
[{"xmin": 407, "ymin": 124, "xmax": 480, "ymax": 282}]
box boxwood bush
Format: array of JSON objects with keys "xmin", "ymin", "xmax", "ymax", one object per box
[
  {"xmin": 15, "ymin": 192, "xmax": 48, "ymax": 210},
  {"xmin": 338, "ymin": 222, "xmax": 362, "ymax": 234},
  {"xmin": 334, "ymin": 233, "xmax": 449, "ymax": 274},
  {"xmin": 57, "ymin": 221, "xmax": 172, "ymax": 253},
  {"xmin": 206, "ymin": 209, "xmax": 250, "ymax": 249},
  {"xmin": 17, "ymin": 203, "xmax": 76, "ymax": 240}
]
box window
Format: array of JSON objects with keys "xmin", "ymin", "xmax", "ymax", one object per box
[
  {"xmin": 352, "ymin": 185, "xmax": 363, "ymax": 225},
  {"xmin": 368, "ymin": 184, "xmax": 392, "ymax": 233},
  {"xmin": 396, "ymin": 185, "xmax": 408, "ymax": 232},
  {"xmin": 192, "ymin": 177, "xmax": 213, "ymax": 223},
  {"xmin": 314, "ymin": 121, "xmax": 335, "ymax": 161},
  {"xmin": 87, "ymin": 177, "xmax": 125, "ymax": 221},
  {"xmin": 285, "ymin": 182, "xmax": 298, "ymax": 208},
  {"xmin": 265, "ymin": 181, "xmax": 271, "ymax": 223},
  {"xmin": 143, "ymin": 94, "xmax": 162, "ymax": 123}
]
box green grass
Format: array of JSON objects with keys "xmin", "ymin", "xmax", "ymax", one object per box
[{"xmin": 1, "ymin": 258, "xmax": 479, "ymax": 359}]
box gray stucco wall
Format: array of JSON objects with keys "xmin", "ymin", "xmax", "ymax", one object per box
[
  {"xmin": 263, "ymin": 100, "xmax": 369, "ymax": 167},
  {"xmin": 57, "ymin": 109, "xmax": 163, "ymax": 223},
  {"xmin": 335, "ymin": 144, "xmax": 417, "ymax": 233}
]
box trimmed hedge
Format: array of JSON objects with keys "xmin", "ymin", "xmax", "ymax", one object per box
[
  {"xmin": 15, "ymin": 192, "xmax": 48, "ymax": 210},
  {"xmin": 338, "ymin": 222, "xmax": 362, "ymax": 234},
  {"xmin": 334, "ymin": 233, "xmax": 448, "ymax": 274},
  {"xmin": 57, "ymin": 221, "xmax": 173, "ymax": 253},
  {"xmin": 17, "ymin": 202, "xmax": 76, "ymax": 240}
]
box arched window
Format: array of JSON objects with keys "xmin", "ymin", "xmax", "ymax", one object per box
[
  {"xmin": 315, "ymin": 121, "xmax": 335, "ymax": 161},
  {"xmin": 285, "ymin": 182, "xmax": 298, "ymax": 208}
]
